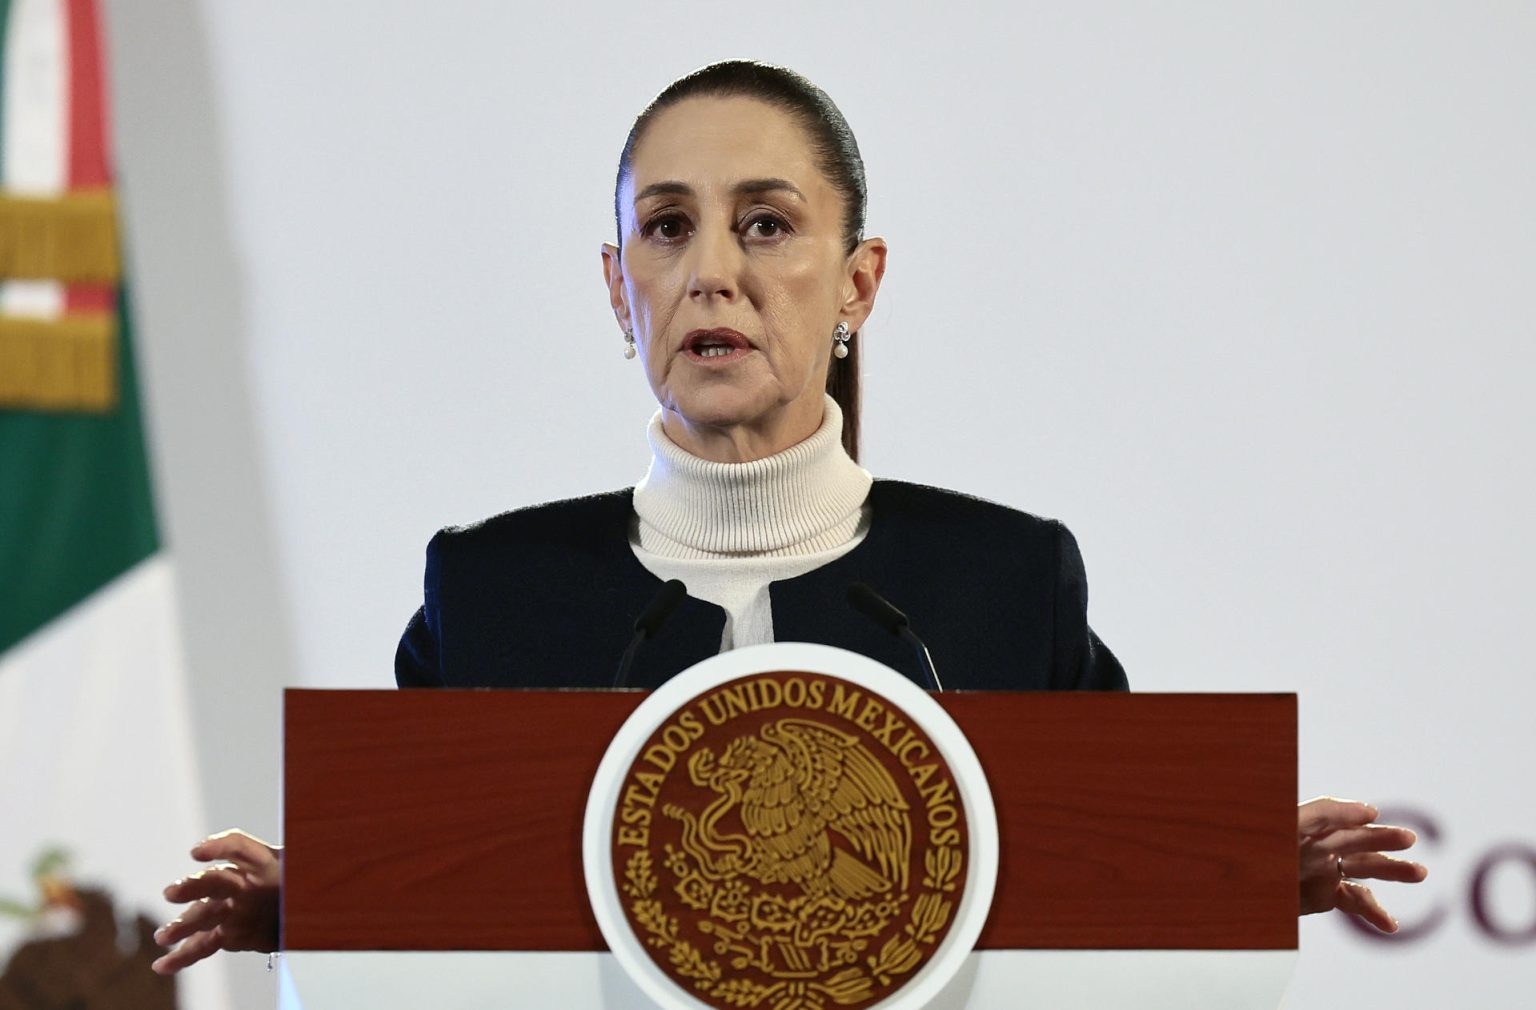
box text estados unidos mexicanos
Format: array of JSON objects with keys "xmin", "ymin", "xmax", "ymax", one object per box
[{"xmin": 615, "ymin": 675, "xmax": 962, "ymax": 850}]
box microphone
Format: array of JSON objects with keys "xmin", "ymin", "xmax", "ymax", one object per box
[
  {"xmin": 846, "ymin": 582, "xmax": 944, "ymax": 692},
  {"xmin": 612, "ymin": 579, "xmax": 688, "ymax": 688}
]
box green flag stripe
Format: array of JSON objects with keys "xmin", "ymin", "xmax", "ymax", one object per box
[{"xmin": 0, "ymin": 286, "xmax": 160, "ymax": 654}]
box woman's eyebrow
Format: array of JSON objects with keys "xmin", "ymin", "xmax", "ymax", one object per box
[
  {"xmin": 733, "ymin": 178, "xmax": 805, "ymax": 201},
  {"xmin": 634, "ymin": 181, "xmax": 692, "ymax": 203},
  {"xmin": 632, "ymin": 178, "xmax": 806, "ymax": 204}
]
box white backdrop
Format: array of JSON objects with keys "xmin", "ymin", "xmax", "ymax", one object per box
[{"xmin": 103, "ymin": 2, "xmax": 1534, "ymax": 1008}]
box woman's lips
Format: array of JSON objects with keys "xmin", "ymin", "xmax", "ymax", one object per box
[{"xmin": 682, "ymin": 328, "xmax": 753, "ymax": 364}]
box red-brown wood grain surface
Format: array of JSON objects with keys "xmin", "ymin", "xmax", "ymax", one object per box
[{"xmin": 284, "ymin": 690, "xmax": 1295, "ymax": 952}]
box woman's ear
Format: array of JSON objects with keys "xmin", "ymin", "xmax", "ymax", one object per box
[
  {"xmin": 601, "ymin": 242, "xmax": 631, "ymax": 332},
  {"xmin": 841, "ymin": 237, "xmax": 888, "ymax": 332}
]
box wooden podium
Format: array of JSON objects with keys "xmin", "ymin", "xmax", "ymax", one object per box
[{"xmin": 280, "ymin": 690, "xmax": 1297, "ymax": 1009}]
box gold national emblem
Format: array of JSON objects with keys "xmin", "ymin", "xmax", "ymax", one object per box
[{"xmin": 611, "ymin": 670, "xmax": 969, "ymax": 1010}]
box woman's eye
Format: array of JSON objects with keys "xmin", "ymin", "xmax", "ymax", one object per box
[
  {"xmin": 643, "ymin": 214, "xmax": 689, "ymax": 241},
  {"xmin": 744, "ymin": 214, "xmax": 789, "ymax": 240}
]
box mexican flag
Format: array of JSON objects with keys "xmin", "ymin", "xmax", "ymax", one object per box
[{"xmin": 1, "ymin": 2, "xmax": 230, "ymax": 1007}]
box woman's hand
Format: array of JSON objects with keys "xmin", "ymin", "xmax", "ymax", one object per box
[
  {"xmin": 1299, "ymin": 797, "xmax": 1427, "ymax": 932},
  {"xmin": 151, "ymin": 829, "xmax": 282, "ymax": 974}
]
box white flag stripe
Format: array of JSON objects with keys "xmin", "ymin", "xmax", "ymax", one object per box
[
  {"xmin": 1, "ymin": 0, "xmax": 66, "ymax": 317},
  {"xmin": 0, "ymin": 279, "xmax": 64, "ymax": 317},
  {"xmin": 1, "ymin": 0, "xmax": 66, "ymax": 193},
  {"xmin": 0, "ymin": 559, "xmax": 233, "ymax": 1009}
]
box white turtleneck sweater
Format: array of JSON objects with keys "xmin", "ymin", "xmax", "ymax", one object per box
[{"xmin": 631, "ymin": 396, "xmax": 872, "ymax": 651}]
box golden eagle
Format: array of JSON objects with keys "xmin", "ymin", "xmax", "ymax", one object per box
[{"xmin": 672, "ymin": 718, "xmax": 912, "ymax": 900}]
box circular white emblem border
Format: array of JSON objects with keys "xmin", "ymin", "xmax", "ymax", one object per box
[{"xmin": 583, "ymin": 642, "xmax": 1000, "ymax": 1010}]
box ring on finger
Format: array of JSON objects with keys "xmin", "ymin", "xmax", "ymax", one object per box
[{"xmin": 1336, "ymin": 855, "xmax": 1348, "ymax": 879}]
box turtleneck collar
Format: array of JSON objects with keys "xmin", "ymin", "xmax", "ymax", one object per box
[{"xmin": 632, "ymin": 396, "xmax": 873, "ymax": 559}]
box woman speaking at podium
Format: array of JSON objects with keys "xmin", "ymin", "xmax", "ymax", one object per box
[{"xmin": 152, "ymin": 61, "xmax": 1425, "ymax": 975}]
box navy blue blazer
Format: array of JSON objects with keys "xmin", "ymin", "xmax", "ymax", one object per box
[{"xmin": 395, "ymin": 480, "xmax": 1127, "ymax": 692}]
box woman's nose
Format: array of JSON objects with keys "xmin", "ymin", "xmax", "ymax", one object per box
[{"xmin": 687, "ymin": 226, "xmax": 740, "ymax": 302}]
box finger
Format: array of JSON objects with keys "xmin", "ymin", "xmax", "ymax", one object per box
[
  {"xmin": 163, "ymin": 865, "xmax": 248, "ymax": 903},
  {"xmin": 1323, "ymin": 825, "xmax": 1420, "ymax": 856},
  {"xmin": 1341, "ymin": 852, "xmax": 1429, "ymax": 883},
  {"xmin": 1298, "ymin": 797, "xmax": 1378, "ymax": 838},
  {"xmin": 1300, "ymin": 849, "xmax": 1344, "ymax": 885},
  {"xmin": 155, "ymin": 898, "xmax": 230, "ymax": 947},
  {"xmin": 192, "ymin": 830, "xmax": 276, "ymax": 869},
  {"xmin": 191, "ymin": 831, "xmax": 277, "ymax": 873},
  {"xmin": 150, "ymin": 925, "xmax": 226, "ymax": 975},
  {"xmin": 1335, "ymin": 881, "xmax": 1396, "ymax": 932}
]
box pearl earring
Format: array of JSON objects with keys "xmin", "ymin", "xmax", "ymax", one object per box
[
  {"xmin": 623, "ymin": 330, "xmax": 636, "ymax": 359},
  {"xmin": 832, "ymin": 321, "xmax": 851, "ymax": 359}
]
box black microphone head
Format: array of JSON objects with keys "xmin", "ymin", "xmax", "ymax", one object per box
[
  {"xmin": 635, "ymin": 579, "xmax": 688, "ymax": 639},
  {"xmin": 847, "ymin": 582, "xmax": 909, "ymax": 636}
]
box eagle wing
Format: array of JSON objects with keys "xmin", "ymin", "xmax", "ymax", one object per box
[
  {"xmin": 759, "ymin": 718, "xmax": 912, "ymax": 892},
  {"xmin": 736, "ymin": 735, "xmax": 828, "ymax": 887}
]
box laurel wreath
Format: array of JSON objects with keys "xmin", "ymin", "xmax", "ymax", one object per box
[{"xmin": 621, "ymin": 843, "xmax": 963, "ymax": 1009}]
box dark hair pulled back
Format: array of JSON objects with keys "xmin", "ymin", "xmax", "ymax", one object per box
[{"xmin": 614, "ymin": 61, "xmax": 868, "ymax": 461}]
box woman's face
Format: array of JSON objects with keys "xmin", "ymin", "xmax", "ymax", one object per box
[{"xmin": 603, "ymin": 96, "xmax": 885, "ymax": 462}]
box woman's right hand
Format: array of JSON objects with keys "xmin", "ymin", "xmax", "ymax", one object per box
[{"xmin": 151, "ymin": 829, "xmax": 282, "ymax": 975}]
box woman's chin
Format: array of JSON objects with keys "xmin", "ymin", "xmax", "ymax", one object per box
[{"xmin": 665, "ymin": 387, "xmax": 780, "ymax": 432}]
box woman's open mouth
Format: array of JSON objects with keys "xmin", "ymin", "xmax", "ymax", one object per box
[{"xmin": 682, "ymin": 328, "xmax": 753, "ymax": 364}]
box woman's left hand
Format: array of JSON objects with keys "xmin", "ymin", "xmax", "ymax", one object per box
[{"xmin": 1298, "ymin": 796, "xmax": 1428, "ymax": 932}]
